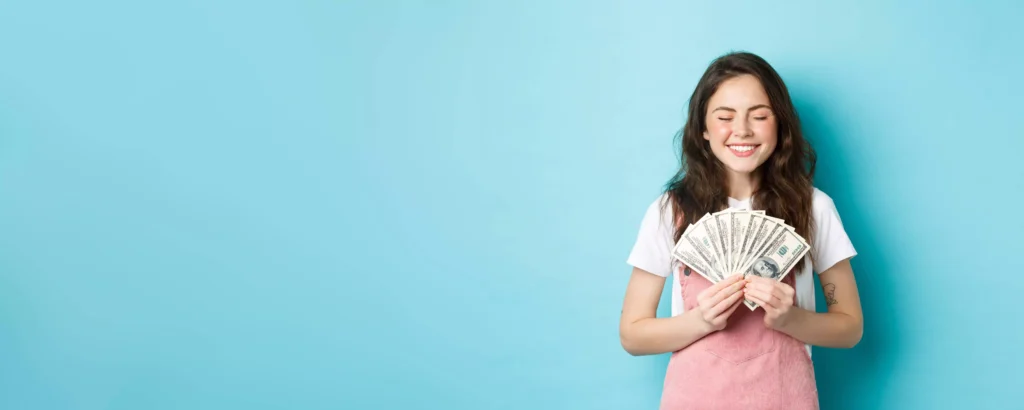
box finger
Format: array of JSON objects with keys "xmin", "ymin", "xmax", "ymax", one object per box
[
  {"xmin": 746, "ymin": 278, "xmax": 776, "ymax": 292},
  {"xmin": 701, "ymin": 274, "xmax": 742, "ymax": 298},
  {"xmin": 748, "ymin": 281, "xmax": 788, "ymax": 303},
  {"xmin": 748, "ymin": 280, "xmax": 784, "ymax": 299},
  {"xmin": 698, "ymin": 275, "xmax": 740, "ymax": 302},
  {"xmin": 708, "ymin": 279, "xmax": 746, "ymax": 306},
  {"xmin": 708, "ymin": 289, "xmax": 745, "ymax": 317},
  {"xmin": 759, "ymin": 281, "xmax": 792, "ymax": 304},
  {"xmin": 705, "ymin": 280, "xmax": 745, "ymax": 309},
  {"xmin": 744, "ymin": 292, "xmax": 777, "ymax": 314},
  {"xmin": 748, "ymin": 275, "xmax": 783, "ymax": 291},
  {"xmin": 744, "ymin": 286, "xmax": 781, "ymax": 308},
  {"xmin": 716, "ymin": 296, "xmax": 744, "ymax": 319},
  {"xmin": 710, "ymin": 274, "xmax": 744, "ymax": 291},
  {"xmin": 745, "ymin": 282, "xmax": 772, "ymax": 296},
  {"xmin": 746, "ymin": 275, "xmax": 770, "ymax": 285},
  {"xmin": 771, "ymin": 287, "xmax": 789, "ymax": 304}
]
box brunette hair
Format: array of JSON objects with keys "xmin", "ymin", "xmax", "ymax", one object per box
[{"xmin": 665, "ymin": 51, "xmax": 816, "ymax": 272}]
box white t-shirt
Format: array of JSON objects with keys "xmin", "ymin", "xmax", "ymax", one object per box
[{"xmin": 626, "ymin": 188, "xmax": 857, "ymax": 355}]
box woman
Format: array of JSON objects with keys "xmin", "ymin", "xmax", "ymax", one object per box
[{"xmin": 619, "ymin": 51, "xmax": 863, "ymax": 409}]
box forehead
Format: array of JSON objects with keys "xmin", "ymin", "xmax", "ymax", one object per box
[{"xmin": 707, "ymin": 74, "xmax": 770, "ymax": 107}]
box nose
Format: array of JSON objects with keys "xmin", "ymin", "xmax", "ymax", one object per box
[{"xmin": 732, "ymin": 117, "xmax": 753, "ymax": 138}]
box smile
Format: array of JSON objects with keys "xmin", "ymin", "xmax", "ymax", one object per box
[{"xmin": 727, "ymin": 144, "xmax": 760, "ymax": 157}]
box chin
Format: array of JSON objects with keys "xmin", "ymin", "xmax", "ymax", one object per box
[
  {"xmin": 729, "ymin": 162, "xmax": 762, "ymax": 172},
  {"xmin": 718, "ymin": 159, "xmax": 762, "ymax": 175}
]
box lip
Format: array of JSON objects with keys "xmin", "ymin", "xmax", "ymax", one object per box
[{"xmin": 727, "ymin": 144, "xmax": 760, "ymax": 158}]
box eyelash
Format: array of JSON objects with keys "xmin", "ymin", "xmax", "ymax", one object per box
[{"xmin": 718, "ymin": 117, "xmax": 768, "ymax": 121}]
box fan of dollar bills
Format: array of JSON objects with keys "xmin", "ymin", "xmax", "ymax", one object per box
[{"xmin": 671, "ymin": 208, "xmax": 810, "ymax": 310}]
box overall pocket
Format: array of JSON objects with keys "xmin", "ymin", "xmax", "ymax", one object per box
[{"xmin": 697, "ymin": 307, "xmax": 777, "ymax": 364}]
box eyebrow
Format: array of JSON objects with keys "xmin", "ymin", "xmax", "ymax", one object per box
[{"xmin": 710, "ymin": 104, "xmax": 773, "ymax": 113}]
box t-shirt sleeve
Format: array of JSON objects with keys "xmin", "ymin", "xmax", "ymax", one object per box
[
  {"xmin": 811, "ymin": 190, "xmax": 858, "ymax": 274},
  {"xmin": 626, "ymin": 195, "xmax": 675, "ymax": 277}
]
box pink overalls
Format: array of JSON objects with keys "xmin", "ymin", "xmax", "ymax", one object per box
[{"xmin": 659, "ymin": 265, "xmax": 819, "ymax": 409}]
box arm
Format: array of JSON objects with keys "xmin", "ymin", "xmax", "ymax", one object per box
[
  {"xmin": 744, "ymin": 258, "xmax": 863, "ymax": 348},
  {"xmin": 619, "ymin": 267, "xmax": 746, "ymax": 356}
]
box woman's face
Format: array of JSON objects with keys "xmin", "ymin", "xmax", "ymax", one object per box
[{"xmin": 703, "ymin": 74, "xmax": 778, "ymax": 177}]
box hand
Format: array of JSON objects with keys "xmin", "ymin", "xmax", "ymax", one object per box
[
  {"xmin": 743, "ymin": 275, "xmax": 796, "ymax": 329},
  {"xmin": 694, "ymin": 273, "xmax": 746, "ymax": 332}
]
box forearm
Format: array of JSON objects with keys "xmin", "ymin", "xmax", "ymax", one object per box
[
  {"xmin": 776, "ymin": 307, "xmax": 863, "ymax": 348},
  {"xmin": 620, "ymin": 309, "xmax": 713, "ymax": 356}
]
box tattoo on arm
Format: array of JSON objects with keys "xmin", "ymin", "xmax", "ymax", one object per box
[{"xmin": 823, "ymin": 283, "xmax": 837, "ymax": 306}]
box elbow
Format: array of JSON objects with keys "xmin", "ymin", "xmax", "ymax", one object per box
[
  {"xmin": 622, "ymin": 344, "xmax": 646, "ymax": 357},
  {"xmin": 850, "ymin": 325, "xmax": 864, "ymax": 348},
  {"xmin": 839, "ymin": 330, "xmax": 862, "ymax": 349},
  {"xmin": 619, "ymin": 329, "xmax": 647, "ymax": 356},
  {"xmin": 619, "ymin": 333, "xmax": 640, "ymax": 356},
  {"xmin": 622, "ymin": 344, "xmax": 648, "ymax": 357},
  {"xmin": 843, "ymin": 318, "xmax": 864, "ymax": 349}
]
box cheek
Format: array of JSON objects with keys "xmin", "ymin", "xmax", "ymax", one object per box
[
  {"xmin": 708, "ymin": 124, "xmax": 732, "ymax": 141},
  {"xmin": 755, "ymin": 122, "xmax": 778, "ymax": 145}
]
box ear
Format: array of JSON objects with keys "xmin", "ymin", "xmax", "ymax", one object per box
[{"xmin": 703, "ymin": 130, "xmax": 710, "ymax": 141}]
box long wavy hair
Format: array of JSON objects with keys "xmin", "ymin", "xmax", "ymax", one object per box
[{"xmin": 665, "ymin": 51, "xmax": 816, "ymax": 273}]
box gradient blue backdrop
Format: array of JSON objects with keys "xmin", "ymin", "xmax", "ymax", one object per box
[{"xmin": 1, "ymin": 1, "xmax": 1022, "ymax": 409}]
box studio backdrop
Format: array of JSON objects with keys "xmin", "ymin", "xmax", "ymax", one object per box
[{"xmin": 0, "ymin": 1, "xmax": 1021, "ymax": 409}]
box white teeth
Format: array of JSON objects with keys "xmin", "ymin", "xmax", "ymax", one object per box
[{"xmin": 729, "ymin": 145, "xmax": 756, "ymax": 152}]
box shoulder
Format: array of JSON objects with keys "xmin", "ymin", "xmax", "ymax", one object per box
[
  {"xmin": 641, "ymin": 192, "xmax": 674, "ymax": 220},
  {"xmin": 646, "ymin": 192, "xmax": 673, "ymax": 212},
  {"xmin": 806, "ymin": 187, "xmax": 858, "ymax": 271},
  {"xmin": 809, "ymin": 187, "xmax": 852, "ymax": 235},
  {"xmin": 637, "ymin": 192, "xmax": 677, "ymax": 230},
  {"xmin": 811, "ymin": 187, "xmax": 839, "ymax": 215}
]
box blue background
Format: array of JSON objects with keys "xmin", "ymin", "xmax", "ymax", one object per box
[{"xmin": 1, "ymin": 1, "xmax": 1022, "ymax": 409}]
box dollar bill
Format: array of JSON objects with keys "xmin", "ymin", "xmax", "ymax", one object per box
[
  {"xmin": 671, "ymin": 208, "xmax": 811, "ymax": 311},
  {"xmin": 685, "ymin": 218, "xmax": 726, "ymax": 281},
  {"xmin": 671, "ymin": 238, "xmax": 717, "ymax": 284},
  {"xmin": 738, "ymin": 227, "xmax": 811, "ymax": 310},
  {"xmin": 728, "ymin": 210, "xmax": 748, "ymax": 274},
  {"xmin": 738, "ymin": 225, "xmax": 785, "ymax": 310},
  {"xmin": 685, "ymin": 213, "xmax": 712, "ymax": 237},
  {"xmin": 735, "ymin": 212, "xmax": 761, "ymax": 274},
  {"xmin": 739, "ymin": 215, "xmax": 782, "ymax": 273},
  {"xmin": 712, "ymin": 210, "xmax": 734, "ymax": 275},
  {"xmin": 673, "ymin": 214, "xmax": 711, "ymax": 275},
  {"xmin": 703, "ymin": 214, "xmax": 728, "ymax": 279}
]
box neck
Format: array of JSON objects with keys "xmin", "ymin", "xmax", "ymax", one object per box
[{"xmin": 726, "ymin": 170, "xmax": 760, "ymax": 200}]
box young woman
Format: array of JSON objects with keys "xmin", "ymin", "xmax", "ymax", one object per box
[{"xmin": 619, "ymin": 52, "xmax": 863, "ymax": 409}]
